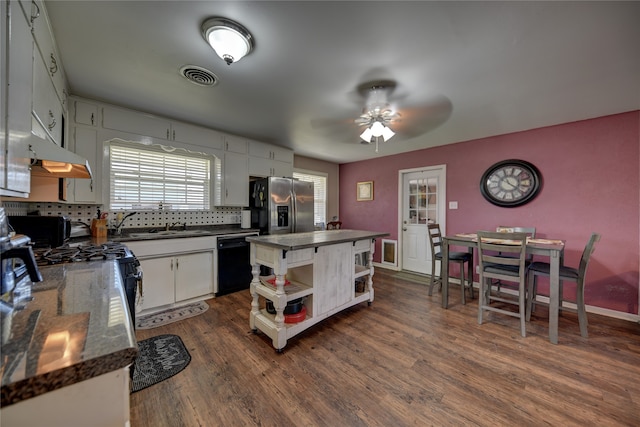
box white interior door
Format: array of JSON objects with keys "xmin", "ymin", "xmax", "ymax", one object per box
[{"xmin": 400, "ymin": 166, "xmax": 446, "ymax": 274}]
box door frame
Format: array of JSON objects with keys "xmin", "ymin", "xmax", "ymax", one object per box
[{"xmin": 397, "ymin": 164, "xmax": 447, "ymax": 272}]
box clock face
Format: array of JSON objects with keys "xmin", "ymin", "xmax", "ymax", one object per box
[{"xmin": 480, "ymin": 160, "xmax": 541, "ymax": 207}]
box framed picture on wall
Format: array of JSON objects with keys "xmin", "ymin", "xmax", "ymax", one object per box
[{"xmin": 357, "ymin": 181, "xmax": 373, "ymax": 201}]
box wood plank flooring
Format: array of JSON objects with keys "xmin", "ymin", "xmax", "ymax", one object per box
[{"xmin": 130, "ymin": 269, "xmax": 640, "ymax": 426}]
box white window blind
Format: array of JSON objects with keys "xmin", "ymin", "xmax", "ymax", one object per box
[
  {"xmin": 293, "ymin": 171, "xmax": 327, "ymax": 225},
  {"xmin": 109, "ymin": 144, "xmax": 211, "ymax": 210}
]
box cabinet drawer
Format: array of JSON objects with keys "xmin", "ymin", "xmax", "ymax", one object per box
[{"xmin": 353, "ymin": 239, "xmax": 371, "ymax": 252}]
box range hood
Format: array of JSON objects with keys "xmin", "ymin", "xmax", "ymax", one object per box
[{"xmin": 29, "ymin": 139, "xmax": 92, "ymax": 179}]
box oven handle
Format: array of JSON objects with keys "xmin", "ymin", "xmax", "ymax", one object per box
[{"xmin": 135, "ymin": 267, "xmax": 143, "ymax": 298}]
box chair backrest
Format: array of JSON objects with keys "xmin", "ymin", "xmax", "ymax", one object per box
[
  {"xmin": 578, "ymin": 233, "xmax": 601, "ymax": 279},
  {"xmin": 427, "ymin": 223, "xmax": 442, "ymax": 257},
  {"xmin": 496, "ymin": 226, "xmax": 536, "ymax": 238},
  {"xmin": 477, "ymin": 231, "xmax": 528, "ymax": 280},
  {"xmin": 326, "ymin": 221, "xmax": 342, "ymax": 230}
]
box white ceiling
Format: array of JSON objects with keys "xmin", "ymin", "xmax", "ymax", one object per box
[{"xmin": 45, "ymin": 1, "xmax": 640, "ymax": 164}]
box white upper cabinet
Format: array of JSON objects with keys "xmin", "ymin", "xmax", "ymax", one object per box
[
  {"xmin": 171, "ymin": 121, "xmax": 223, "ymax": 150},
  {"xmin": 32, "ymin": 47, "xmax": 63, "ymax": 146},
  {"xmin": 102, "ymin": 105, "xmax": 224, "ymax": 150},
  {"xmin": 223, "ymin": 134, "xmax": 248, "ymax": 154},
  {"xmin": 74, "ymin": 100, "xmax": 98, "ymax": 127},
  {"xmin": 102, "ymin": 106, "xmax": 171, "ymax": 140},
  {"xmin": 1, "ymin": 0, "xmax": 33, "ymax": 196},
  {"xmin": 248, "ymin": 140, "xmax": 293, "ymax": 177},
  {"xmin": 31, "ymin": 0, "xmax": 67, "ymax": 109}
]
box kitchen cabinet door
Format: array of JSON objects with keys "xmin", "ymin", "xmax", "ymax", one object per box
[
  {"xmin": 102, "ymin": 106, "xmax": 171, "ymax": 140},
  {"xmin": 217, "ymin": 151, "xmax": 249, "ymax": 206},
  {"xmin": 223, "ymin": 135, "xmax": 248, "ymax": 154},
  {"xmin": 32, "ymin": 48, "xmax": 63, "ymax": 146},
  {"xmin": 171, "ymin": 122, "xmax": 224, "ymax": 149},
  {"xmin": 70, "ymin": 127, "xmax": 99, "ymax": 203},
  {"xmin": 174, "ymin": 251, "xmax": 214, "ymax": 302},
  {"xmin": 31, "ymin": 0, "xmax": 67, "ymax": 108},
  {"xmin": 1, "ymin": 0, "xmax": 32, "ymax": 196},
  {"xmin": 74, "ymin": 100, "xmax": 98, "ymax": 127},
  {"xmin": 137, "ymin": 257, "xmax": 175, "ymax": 311}
]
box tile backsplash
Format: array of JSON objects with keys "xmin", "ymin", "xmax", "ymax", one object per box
[{"xmin": 2, "ymin": 201, "xmax": 242, "ymax": 229}]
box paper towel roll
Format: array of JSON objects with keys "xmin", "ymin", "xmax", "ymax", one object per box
[{"xmin": 241, "ymin": 210, "xmax": 251, "ymax": 229}]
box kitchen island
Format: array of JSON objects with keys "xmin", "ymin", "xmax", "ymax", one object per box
[
  {"xmin": 246, "ymin": 229, "xmax": 389, "ymax": 351},
  {"xmin": 1, "ymin": 261, "xmax": 137, "ymax": 426}
]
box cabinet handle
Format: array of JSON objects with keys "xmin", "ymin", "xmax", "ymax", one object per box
[
  {"xmin": 47, "ymin": 110, "xmax": 56, "ymax": 131},
  {"xmin": 172, "ymin": 130, "xmax": 175, "ymax": 140},
  {"xmin": 30, "ymin": 2, "xmax": 40, "ymax": 24},
  {"xmin": 176, "ymin": 259, "xmax": 179, "ymax": 269},
  {"xmin": 166, "ymin": 129, "xmax": 170, "ymax": 139},
  {"xmin": 90, "ymin": 113, "xmax": 94, "ymax": 126},
  {"xmin": 90, "ymin": 179, "xmax": 93, "ymax": 192},
  {"xmin": 170, "ymin": 259, "xmax": 173, "ymax": 270},
  {"xmin": 49, "ymin": 54, "xmax": 58, "ymax": 76}
]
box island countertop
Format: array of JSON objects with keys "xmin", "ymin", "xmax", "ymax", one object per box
[
  {"xmin": 1, "ymin": 261, "xmax": 137, "ymax": 406},
  {"xmin": 245, "ymin": 229, "xmax": 390, "ymax": 251}
]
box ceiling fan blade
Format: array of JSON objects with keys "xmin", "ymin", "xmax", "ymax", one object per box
[{"xmin": 388, "ymin": 95, "xmax": 453, "ymax": 138}]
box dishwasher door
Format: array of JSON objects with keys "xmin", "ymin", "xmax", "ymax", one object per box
[{"xmin": 216, "ymin": 236, "xmax": 253, "ymax": 296}]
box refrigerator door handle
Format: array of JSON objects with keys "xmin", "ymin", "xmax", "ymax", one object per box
[{"xmin": 291, "ymin": 188, "xmax": 297, "ymax": 232}]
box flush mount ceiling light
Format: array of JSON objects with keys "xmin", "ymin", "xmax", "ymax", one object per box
[
  {"xmin": 201, "ymin": 17, "xmax": 254, "ymax": 65},
  {"xmin": 355, "ymin": 82, "xmax": 399, "ymax": 153}
]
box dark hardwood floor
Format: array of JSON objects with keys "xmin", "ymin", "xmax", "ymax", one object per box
[{"xmin": 130, "ymin": 269, "xmax": 640, "ymax": 426}]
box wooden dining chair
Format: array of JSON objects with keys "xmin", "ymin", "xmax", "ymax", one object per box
[
  {"xmin": 427, "ymin": 224, "xmax": 474, "ymax": 304},
  {"xmin": 526, "ymin": 232, "xmax": 601, "ymax": 338},
  {"xmin": 477, "ymin": 231, "xmax": 529, "ymax": 337},
  {"xmin": 493, "ymin": 226, "xmax": 536, "ymax": 292}
]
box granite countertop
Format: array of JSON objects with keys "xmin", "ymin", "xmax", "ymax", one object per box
[
  {"xmin": 245, "ymin": 229, "xmax": 390, "ymax": 251},
  {"xmin": 0, "ymin": 261, "xmax": 137, "ymax": 406}
]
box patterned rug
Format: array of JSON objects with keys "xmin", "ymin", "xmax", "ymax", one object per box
[
  {"xmin": 136, "ymin": 301, "xmax": 209, "ymax": 329},
  {"xmin": 131, "ymin": 334, "xmax": 191, "ymax": 393}
]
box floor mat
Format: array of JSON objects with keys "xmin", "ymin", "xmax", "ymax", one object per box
[
  {"xmin": 131, "ymin": 334, "xmax": 191, "ymax": 393},
  {"xmin": 136, "ymin": 300, "xmax": 209, "ymax": 329}
]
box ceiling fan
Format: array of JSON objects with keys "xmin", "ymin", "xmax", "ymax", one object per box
[
  {"xmin": 354, "ymin": 80, "xmax": 400, "ymax": 152},
  {"xmin": 309, "ymin": 77, "xmax": 452, "ymax": 153}
]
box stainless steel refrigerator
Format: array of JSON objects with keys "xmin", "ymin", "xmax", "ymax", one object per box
[{"xmin": 249, "ymin": 177, "xmax": 314, "ymax": 234}]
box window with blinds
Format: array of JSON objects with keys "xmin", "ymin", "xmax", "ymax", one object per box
[
  {"xmin": 293, "ymin": 170, "xmax": 327, "ymax": 225},
  {"xmin": 109, "ymin": 143, "xmax": 211, "ymax": 210}
]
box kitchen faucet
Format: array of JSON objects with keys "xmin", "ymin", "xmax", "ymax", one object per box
[
  {"xmin": 165, "ymin": 221, "xmax": 187, "ymax": 231},
  {"xmin": 113, "ymin": 212, "xmax": 137, "ymax": 235}
]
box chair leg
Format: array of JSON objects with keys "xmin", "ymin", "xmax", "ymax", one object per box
[
  {"xmin": 467, "ymin": 259, "xmax": 474, "ymax": 300},
  {"xmin": 478, "ymin": 277, "xmax": 486, "ymax": 325},
  {"xmin": 519, "ymin": 281, "xmax": 527, "ymax": 338},
  {"xmin": 526, "ymin": 273, "xmax": 536, "ymax": 321},
  {"xmin": 428, "ymin": 258, "xmax": 437, "ymax": 296},
  {"xmin": 460, "ymin": 261, "xmax": 466, "ymax": 305},
  {"xmin": 576, "ymin": 279, "xmax": 589, "ymax": 338}
]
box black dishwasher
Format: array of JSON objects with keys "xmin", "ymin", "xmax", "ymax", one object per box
[{"xmin": 216, "ymin": 236, "xmax": 253, "ymax": 296}]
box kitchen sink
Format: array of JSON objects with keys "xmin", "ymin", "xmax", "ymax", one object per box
[{"xmin": 127, "ymin": 229, "xmax": 213, "ymax": 239}]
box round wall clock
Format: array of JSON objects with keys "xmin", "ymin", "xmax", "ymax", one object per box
[{"xmin": 479, "ymin": 159, "xmax": 541, "ymax": 207}]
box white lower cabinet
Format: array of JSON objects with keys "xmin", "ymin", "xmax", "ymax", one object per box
[
  {"xmin": 137, "ymin": 252, "xmax": 213, "ymax": 312},
  {"xmin": 126, "ymin": 237, "xmax": 216, "ymax": 314}
]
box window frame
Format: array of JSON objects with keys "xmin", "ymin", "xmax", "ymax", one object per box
[{"xmin": 106, "ymin": 140, "xmax": 214, "ymax": 211}]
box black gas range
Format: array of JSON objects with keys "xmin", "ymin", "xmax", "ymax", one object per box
[{"xmin": 34, "ymin": 241, "xmax": 142, "ymax": 329}]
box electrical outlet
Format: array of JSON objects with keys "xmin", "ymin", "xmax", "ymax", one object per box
[{"xmin": 476, "ymin": 265, "xmax": 480, "ymax": 274}]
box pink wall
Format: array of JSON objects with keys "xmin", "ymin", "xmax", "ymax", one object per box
[{"xmin": 339, "ymin": 111, "xmax": 639, "ymax": 314}]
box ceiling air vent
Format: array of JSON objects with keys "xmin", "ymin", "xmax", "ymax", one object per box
[{"xmin": 180, "ymin": 65, "xmax": 218, "ymax": 87}]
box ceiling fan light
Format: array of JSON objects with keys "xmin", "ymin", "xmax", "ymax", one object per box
[
  {"xmin": 202, "ymin": 18, "xmax": 254, "ymax": 65},
  {"xmin": 381, "ymin": 125, "xmax": 395, "ymax": 142},
  {"xmin": 360, "ymin": 127, "xmax": 373, "ymax": 142},
  {"xmin": 370, "ymin": 121, "xmax": 385, "ymax": 137}
]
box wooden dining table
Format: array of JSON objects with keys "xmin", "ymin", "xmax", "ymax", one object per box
[{"xmin": 441, "ymin": 233, "xmax": 566, "ymax": 344}]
